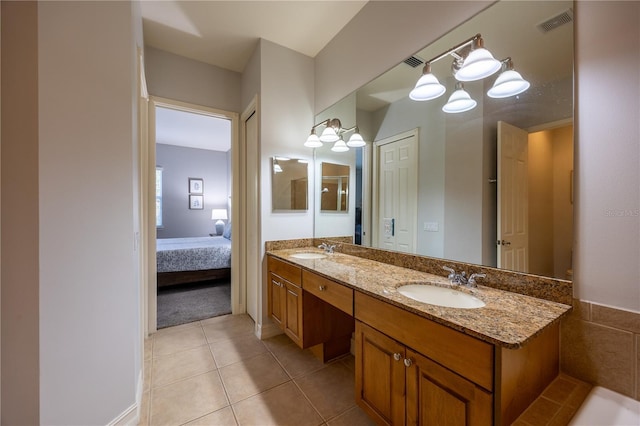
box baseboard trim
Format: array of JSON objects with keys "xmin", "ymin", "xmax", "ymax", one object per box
[
  {"xmin": 257, "ymin": 321, "xmax": 283, "ymax": 340},
  {"xmin": 108, "ymin": 370, "xmax": 143, "ymax": 426}
]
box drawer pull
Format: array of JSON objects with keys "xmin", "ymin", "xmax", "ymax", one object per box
[
  {"xmin": 318, "ymin": 285, "xmax": 326, "ymax": 291},
  {"xmin": 273, "ymin": 280, "xmax": 283, "ymax": 287},
  {"xmin": 393, "ymin": 353, "xmax": 402, "ymax": 361},
  {"xmin": 404, "ymin": 358, "xmax": 413, "ymax": 367}
]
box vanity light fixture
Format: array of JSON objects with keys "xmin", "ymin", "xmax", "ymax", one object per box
[
  {"xmin": 304, "ymin": 118, "xmax": 366, "ymax": 150},
  {"xmin": 273, "ymin": 159, "xmax": 283, "ymax": 173},
  {"xmin": 487, "ymin": 57, "xmax": 530, "ymax": 98},
  {"xmin": 331, "ymin": 137, "xmax": 350, "ymax": 152},
  {"xmin": 409, "ymin": 34, "xmax": 528, "ymax": 111},
  {"xmin": 442, "ymin": 82, "xmax": 477, "ymax": 113}
]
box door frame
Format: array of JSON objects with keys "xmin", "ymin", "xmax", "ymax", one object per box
[
  {"xmin": 371, "ymin": 128, "xmax": 419, "ymax": 250},
  {"xmin": 143, "ymin": 96, "xmax": 239, "ymax": 335}
]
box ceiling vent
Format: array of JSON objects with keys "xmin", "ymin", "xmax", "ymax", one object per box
[
  {"xmin": 537, "ymin": 8, "xmax": 573, "ymax": 33},
  {"xmin": 404, "ymin": 56, "xmax": 424, "ymax": 68}
]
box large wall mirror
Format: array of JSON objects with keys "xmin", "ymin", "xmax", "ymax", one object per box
[
  {"xmin": 271, "ymin": 156, "xmax": 309, "ymax": 211},
  {"xmin": 314, "ymin": 0, "xmax": 574, "ymax": 280}
]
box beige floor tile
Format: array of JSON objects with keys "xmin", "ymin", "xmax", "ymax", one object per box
[
  {"xmin": 338, "ymin": 354, "xmax": 355, "ymax": 372},
  {"xmin": 155, "ymin": 321, "xmax": 201, "ymax": 336},
  {"xmin": 267, "ymin": 339, "xmax": 325, "ymax": 378},
  {"xmin": 210, "ymin": 334, "xmax": 268, "ymax": 368},
  {"xmin": 152, "ymin": 345, "xmax": 217, "ymax": 388},
  {"xmin": 262, "ymin": 333, "xmax": 294, "ymax": 351},
  {"xmin": 144, "ymin": 338, "xmax": 153, "ymax": 361},
  {"xmin": 185, "ymin": 406, "xmax": 238, "ymax": 425},
  {"xmin": 202, "ymin": 314, "xmax": 255, "ymax": 343},
  {"xmin": 143, "ymin": 359, "xmax": 151, "ymax": 392},
  {"xmin": 295, "ymin": 361, "xmax": 356, "ymax": 420},
  {"xmin": 137, "ymin": 391, "xmax": 150, "ymax": 426},
  {"xmin": 150, "ymin": 371, "xmax": 229, "ymax": 426},
  {"xmin": 326, "ymin": 405, "xmax": 376, "ymax": 426},
  {"xmin": 232, "ymin": 381, "xmax": 324, "ymax": 426},
  {"xmin": 153, "ymin": 326, "xmax": 208, "ymax": 357},
  {"xmin": 219, "ymin": 352, "xmax": 290, "ymax": 403}
]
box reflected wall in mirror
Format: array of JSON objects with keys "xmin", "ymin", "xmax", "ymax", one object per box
[
  {"xmin": 321, "ymin": 162, "xmax": 350, "ymax": 212},
  {"xmin": 271, "ymin": 157, "xmax": 309, "ymax": 211},
  {"xmin": 315, "ymin": 0, "xmax": 574, "ymax": 280}
]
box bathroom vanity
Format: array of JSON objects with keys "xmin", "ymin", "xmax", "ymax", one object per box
[{"xmin": 267, "ymin": 247, "xmax": 571, "ymax": 426}]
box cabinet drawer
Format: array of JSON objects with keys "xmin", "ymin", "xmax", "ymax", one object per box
[
  {"xmin": 302, "ymin": 270, "xmax": 353, "ymax": 315},
  {"xmin": 355, "ymin": 292, "xmax": 494, "ymax": 391},
  {"xmin": 268, "ymin": 256, "xmax": 302, "ymax": 286}
]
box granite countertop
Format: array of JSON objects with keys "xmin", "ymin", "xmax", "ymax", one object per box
[{"xmin": 268, "ymin": 247, "xmax": 572, "ymax": 349}]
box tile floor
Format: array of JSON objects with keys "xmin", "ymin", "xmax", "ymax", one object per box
[
  {"xmin": 140, "ymin": 313, "xmax": 591, "ymax": 426},
  {"xmin": 139, "ymin": 314, "xmax": 375, "ymax": 426}
]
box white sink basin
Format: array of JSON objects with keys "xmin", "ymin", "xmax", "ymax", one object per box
[
  {"xmin": 397, "ymin": 284, "xmax": 485, "ymax": 309},
  {"xmin": 290, "ymin": 252, "xmax": 327, "ymax": 260}
]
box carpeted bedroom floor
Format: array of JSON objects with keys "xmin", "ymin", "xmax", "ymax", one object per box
[{"xmin": 157, "ymin": 279, "xmax": 231, "ymax": 329}]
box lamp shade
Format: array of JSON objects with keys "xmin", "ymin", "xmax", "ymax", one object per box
[
  {"xmin": 331, "ymin": 139, "xmax": 349, "ymax": 152},
  {"xmin": 442, "ymin": 84, "xmax": 477, "ymax": 113},
  {"xmin": 487, "ymin": 69, "xmax": 530, "ymax": 98},
  {"xmin": 347, "ymin": 132, "xmax": 366, "ymax": 147},
  {"xmin": 211, "ymin": 209, "xmax": 228, "ymax": 221},
  {"xmin": 409, "ymin": 72, "xmax": 446, "ymax": 101},
  {"xmin": 454, "ymin": 47, "xmax": 501, "ymax": 81},
  {"xmin": 319, "ymin": 126, "xmax": 339, "ymax": 143},
  {"xmin": 304, "ymin": 132, "xmax": 323, "ymax": 148}
]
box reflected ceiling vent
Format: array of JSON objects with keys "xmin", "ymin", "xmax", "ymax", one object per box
[
  {"xmin": 537, "ymin": 8, "xmax": 573, "ymax": 33},
  {"xmin": 404, "ymin": 56, "xmax": 424, "ymax": 68}
]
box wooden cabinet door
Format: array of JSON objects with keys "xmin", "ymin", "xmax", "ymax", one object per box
[
  {"xmin": 268, "ymin": 272, "xmax": 286, "ymax": 330},
  {"xmin": 355, "ymin": 321, "xmax": 406, "ymax": 426},
  {"xmin": 284, "ymin": 280, "xmax": 303, "ymax": 346},
  {"xmin": 405, "ymin": 349, "xmax": 492, "ymax": 426}
]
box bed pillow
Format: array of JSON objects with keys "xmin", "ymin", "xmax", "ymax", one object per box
[{"xmin": 223, "ymin": 222, "xmax": 232, "ymax": 240}]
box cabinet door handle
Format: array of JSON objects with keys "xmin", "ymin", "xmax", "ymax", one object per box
[
  {"xmin": 403, "ymin": 358, "xmax": 413, "ymax": 367},
  {"xmin": 273, "ymin": 280, "xmax": 283, "ymax": 287},
  {"xmin": 393, "ymin": 353, "xmax": 402, "ymax": 361},
  {"xmin": 318, "ymin": 285, "xmax": 326, "ymax": 291}
]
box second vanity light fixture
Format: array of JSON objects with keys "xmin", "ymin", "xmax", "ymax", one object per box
[
  {"xmin": 409, "ymin": 34, "xmax": 530, "ymax": 113},
  {"xmin": 304, "ymin": 118, "xmax": 366, "ymax": 151}
]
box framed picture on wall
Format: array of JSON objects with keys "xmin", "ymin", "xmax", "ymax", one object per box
[
  {"xmin": 189, "ymin": 194, "xmax": 204, "ymax": 210},
  {"xmin": 189, "ymin": 178, "xmax": 204, "ymax": 194}
]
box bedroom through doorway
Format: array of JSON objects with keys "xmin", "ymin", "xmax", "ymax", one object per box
[{"xmin": 152, "ymin": 100, "xmax": 235, "ymax": 329}]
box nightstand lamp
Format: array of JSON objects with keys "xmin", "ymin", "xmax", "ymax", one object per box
[{"xmin": 211, "ymin": 209, "xmax": 228, "ymax": 235}]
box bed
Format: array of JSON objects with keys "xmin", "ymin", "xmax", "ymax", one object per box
[{"xmin": 156, "ymin": 236, "xmax": 231, "ymax": 287}]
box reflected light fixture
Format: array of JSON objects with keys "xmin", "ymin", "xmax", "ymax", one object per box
[
  {"xmin": 304, "ymin": 118, "xmax": 366, "ymax": 151},
  {"xmin": 409, "ymin": 63, "xmax": 446, "ymax": 101},
  {"xmin": 409, "ymin": 34, "xmax": 527, "ymax": 112},
  {"xmin": 487, "ymin": 57, "xmax": 530, "ymax": 98},
  {"xmin": 454, "ymin": 36, "xmax": 501, "ymax": 81},
  {"xmin": 442, "ymin": 82, "xmax": 477, "ymax": 113},
  {"xmin": 331, "ymin": 137, "xmax": 349, "ymax": 152}
]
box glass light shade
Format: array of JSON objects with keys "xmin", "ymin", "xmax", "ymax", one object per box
[
  {"xmin": 319, "ymin": 127, "xmax": 339, "ymax": 143},
  {"xmin": 347, "ymin": 132, "xmax": 366, "ymax": 147},
  {"xmin": 487, "ymin": 69, "xmax": 530, "ymax": 98},
  {"xmin": 304, "ymin": 133, "xmax": 323, "ymax": 148},
  {"xmin": 442, "ymin": 87, "xmax": 477, "ymax": 113},
  {"xmin": 331, "ymin": 139, "xmax": 349, "ymax": 152},
  {"xmin": 454, "ymin": 47, "xmax": 502, "ymax": 81},
  {"xmin": 409, "ymin": 73, "xmax": 446, "ymax": 101}
]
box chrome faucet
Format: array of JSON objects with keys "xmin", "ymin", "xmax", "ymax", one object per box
[
  {"xmin": 318, "ymin": 242, "xmax": 336, "ymax": 253},
  {"xmin": 443, "ymin": 266, "xmax": 486, "ymax": 287}
]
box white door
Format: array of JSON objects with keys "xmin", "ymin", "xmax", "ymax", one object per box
[
  {"xmin": 497, "ymin": 121, "xmax": 529, "ymax": 272},
  {"xmin": 373, "ymin": 130, "xmax": 418, "ymax": 253}
]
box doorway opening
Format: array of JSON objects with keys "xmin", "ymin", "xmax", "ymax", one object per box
[{"xmin": 145, "ymin": 97, "xmax": 240, "ymax": 333}]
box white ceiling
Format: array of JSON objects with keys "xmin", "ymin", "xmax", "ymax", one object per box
[
  {"xmin": 143, "ymin": 0, "xmax": 368, "ymax": 151},
  {"xmin": 141, "ymin": 0, "xmax": 368, "ymax": 73}
]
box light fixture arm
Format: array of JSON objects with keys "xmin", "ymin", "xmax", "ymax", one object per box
[{"xmin": 423, "ymin": 33, "xmax": 481, "ymax": 67}]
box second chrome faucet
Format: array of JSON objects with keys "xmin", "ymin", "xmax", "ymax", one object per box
[{"xmin": 443, "ymin": 266, "xmax": 486, "ymax": 287}]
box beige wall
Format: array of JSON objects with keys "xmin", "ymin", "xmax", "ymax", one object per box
[{"xmin": 1, "ymin": 2, "xmax": 40, "ymax": 423}]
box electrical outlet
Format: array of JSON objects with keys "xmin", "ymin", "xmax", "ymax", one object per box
[{"xmin": 424, "ymin": 222, "xmax": 439, "ymax": 232}]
